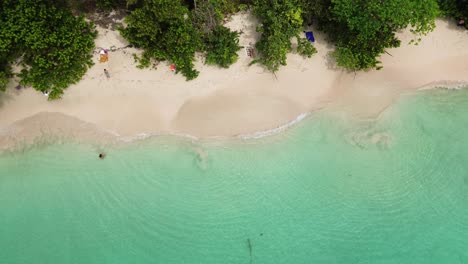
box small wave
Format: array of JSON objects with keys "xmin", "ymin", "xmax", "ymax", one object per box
[
  {"xmin": 118, "ymin": 132, "xmax": 199, "ymax": 143},
  {"xmin": 2, "ymin": 81, "xmax": 467, "ymax": 151},
  {"xmin": 237, "ymin": 112, "xmax": 310, "ymax": 140},
  {"xmin": 0, "ymin": 112, "xmax": 312, "ymax": 152},
  {"xmin": 111, "ymin": 113, "xmax": 312, "ymax": 143},
  {"xmin": 417, "ymin": 80, "xmax": 468, "ymax": 91}
]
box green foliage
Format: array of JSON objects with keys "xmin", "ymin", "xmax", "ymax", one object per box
[
  {"xmin": 0, "ymin": 70, "xmax": 10, "ymax": 91},
  {"xmin": 96, "ymin": 0, "xmax": 127, "ymax": 10},
  {"xmin": 237, "ymin": 4, "xmax": 249, "ymax": 11},
  {"xmin": 252, "ymin": 0, "xmax": 313, "ymax": 72},
  {"xmin": 0, "ymin": 56, "xmax": 12, "ymax": 91},
  {"xmin": 193, "ymin": 1, "xmax": 242, "ymax": 68},
  {"xmin": 190, "ymin": 0, "xmax": 252, "ymax": 14},
  {"xmin": 121, "ymin": 0, "xmax": 241, "ymax": 78},
  {"xmin": 193, "ymin": 0, "xmax": 226, "ymax": 34},
  {"xmin": 303, "ymin": 0, "xmax": 439, "ymax": 71},
  {"xmin": 205, "ymin": 25, "xmax": 241, "ymax": 67},
  {"xmin": 132, "ymin": 53, "xmax": 152, "ymax": 69},
  {"xmin": 0, "ymin": 0, "xmax": 97, "ymax": 98},
  {"xmin": 120, "ymin": 0, "xmax": 202, "ymax": 80},
  {"xmin": 53, "ymin": 0, "xmax": 129, "ymax": 13},
  {"xmin": 438, "ymin": 0, "xmax": 468, "ymax": 29},
  {"xmin": 438, "ymin": 0, "xmax": 459, "ymax": 16},
  {"xmin": 331, "ymin": 46, "xmax": 380, "ymax": 71},
  {"xmin": 223, "ymin": 0, "xmax": 253, "ymax": 13},
  {"xmin": 296, "ymin": 37, "xmax": 317, "ymax": 58}
]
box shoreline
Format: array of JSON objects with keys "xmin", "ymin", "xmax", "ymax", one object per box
[
  {"xmin": 1, "ymin": 83, "xmax": 467, "ymax": 154},
  {"xmin": 0, "ymin": 14, "xmax": 467, "ymax": 150}
]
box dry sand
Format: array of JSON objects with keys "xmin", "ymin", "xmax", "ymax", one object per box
[{"xmin": 0, "ymin": 12, "xmax": 467, "ymax": 147}]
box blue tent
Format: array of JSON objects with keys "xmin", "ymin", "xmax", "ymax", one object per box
[{"xmin": 305, "ymin": 31, "xmax": 315, "ymax": 42}]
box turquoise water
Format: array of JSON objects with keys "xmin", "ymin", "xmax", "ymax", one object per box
[{"xmin": 1, "ymin": 88, "xmax": 468, "ymax": 263}]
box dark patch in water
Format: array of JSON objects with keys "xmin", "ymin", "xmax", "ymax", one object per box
[{"xmin": 247, "ymin": 238, "xmax": 253, "ymax": 264}]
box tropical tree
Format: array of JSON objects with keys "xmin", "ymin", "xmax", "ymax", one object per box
[
  {"xmin": 120, "ymin": 0, "xmax": 202, "ymax": 80},
  {"xmin": 0, "ymin": 67, "xmax": 10, "ymax": 92},
  {"xmin": 192, "ymin": 0, "xmax": 226, "ymax": 34},
  {"xmin": 303, "ymin": 0, "xmax": 439, "ymax": 71},
  {"xmin": 57, "ymin": 0, "xmax": 129, "ymax": 12},
  {"xmin": 205, "ymin": 25, "xmax": 241, "ymax": 67},
  {"xmin": 192, "ymin": 0, "xmax": 242, "ymax": 68},
  {"xmin": 96, "ymin": 0, "xmax": 128, "ymax": 10},
  {"xmin": 0, "ymin": 0, "xmax": 97, "ymax": 98},
  {"xmin": 121, "ymin": 0, "xmax": 241, "ymax": 78},
  {"xmin": 438, "ymin": 0, "xmax": 468, "ymax": 29},
  {"xmin": 252, "ymin": 0, "xmax": 317, "ymax": 72}
]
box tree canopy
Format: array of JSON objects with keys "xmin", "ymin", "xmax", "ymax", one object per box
[
  {"xmin": 438, "ymin": 0, "xmax": 468, "ymax": 29},
  {"xmin": 204, "ymin": 25, "xmax": 242, "ymax": 68},
  {"xmin": 120, "ymin": 0, "xmax": 241, "ymax": 80},
  {"xmin": 0, "ymin": 0, "xmax": 458, "ymax": 96},
  {"xmin": 120, "ymin": 0, "xmax": 203, "ymax": 80},
  {"xmin": 0, "ymin": 0, "xmax": 97, "ymax": 98},
  {"xmin": 303, "ymin": 0, "xmax": 439, "ymax": 70},
  {"xmin": 252, "ymin": 0, "xmax": 317, "ymax": 72},
  {"xmin": 193, "ymin": 0, "xmax": 242, "ymax": 68}
]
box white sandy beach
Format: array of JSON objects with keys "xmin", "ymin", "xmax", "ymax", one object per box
[{"xmin": 0, "ymin": 12, "xmax": 467, "ymax": 146}]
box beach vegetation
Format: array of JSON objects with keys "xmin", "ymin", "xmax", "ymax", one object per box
[
  {"xmin": 0, "ymin": 70, "xmax": 11, "ymax": 92},
  {"xmin": 252, "ymin": 0, "xmax": 315, "ymax": 72},
  {"xmin": 205, "ymin": 25, "xmax": 242, "ymax": 68},
  {"xmin": 0, "ymin": 0, "xmax": 97, "ymax": 99},
  {"xmin": 438, "ymin": 0, "xmax": 468, "ymax": 29},
  {"xmin": 51, "ymin": 0, "xmax": 128, "ymax": 13},
  {"xmin": 121, "ymin": 0, "xmax": 241, "ymax": 79},
  {"xmin": 297, "ymin": 37, "xmax": 318, "ymax": 58},
  {"xmin": 192, "ymin": 0, "xmax": 241, "ymax": 68},
  {"xmin": 190, "ymin": 0, "xmax": 253, "ymax": 14},
  {"xmin": 96, "ymin": 0, "xmax": 128, "ymax": 10},
  {"xmin": 192, "ymin": 0, "xmax": 226, "ymax": 34},
  {"xmin": 120, "ymin": 0, "xmax": 202, "ymax": 80},
  {"xmin": 303, "ymin": 0, "xmax": 439, "ymax": 71}
]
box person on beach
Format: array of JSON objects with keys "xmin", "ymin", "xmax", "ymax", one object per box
[
  {"xmin": 104, "ymin": 69, "xmax": 110, "ymax": 79},
  {"xmin": 99, "ymin": 153, "xmax": 106, "ymax": 159}
]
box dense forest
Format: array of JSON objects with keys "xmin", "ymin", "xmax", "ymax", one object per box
[{"xmin": 0, "ymin": 0, "xmax": 466, "ymax": 98}]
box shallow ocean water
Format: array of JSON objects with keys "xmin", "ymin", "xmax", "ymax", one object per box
[{"xmin": 1, "ymin": 88, "xmax": 468, "ymax": 264}]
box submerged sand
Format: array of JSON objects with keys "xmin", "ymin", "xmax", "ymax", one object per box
[{"xmin": 0, "ymin": 12, "xmax": 467, "ymax": 148}]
